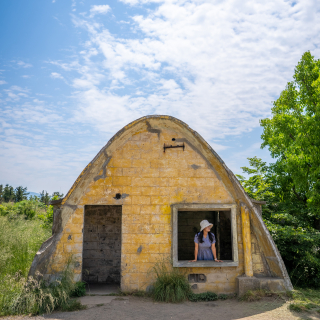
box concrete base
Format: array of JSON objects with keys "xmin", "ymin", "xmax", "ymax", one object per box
[
  {"xmin": 86, "ymin": 283, "xmax": 120, "ymax": 296},
  {"xmin": 236, "ymin": 276, "xmax": 286, "ymax": 296},
  {"xmin": 79, "ymin": 295, "xmax": 128, "ymax": 307}
]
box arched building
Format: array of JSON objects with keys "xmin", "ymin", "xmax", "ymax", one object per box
[{"xmin": 30, "ymin": 115, "xmax": 292, "ymax": 294}]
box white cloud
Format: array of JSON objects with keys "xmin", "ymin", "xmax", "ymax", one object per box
[
  {"xmin": 0, "ymin": 80, "xmax": 7, "ymax": 85},
  {"xmin": 17, "ymin": 61, "xmax": 33, "ymax": 68},
  {"xmin": 3, "ymin": 86, "xmax": 29, "ymax": 101},
  {"xmin": 50, "ymin": 72, "xmax": 64, "ymax": 79},
  {"xmin": 89, "ymin": 5, "xmax": 111, "ymax": 18},
  {"xmin": 58, "ymin": 0, "xmax": 320, "ymax": 144}
]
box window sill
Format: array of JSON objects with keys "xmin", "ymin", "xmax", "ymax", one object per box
[{"xmin": 173, "ymin": 260, "xmax": 238, "ymax": 267}]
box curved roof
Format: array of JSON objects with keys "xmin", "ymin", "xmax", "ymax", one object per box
[
  {"xmin": 62, "ymin": 115, "xmax": 230, "ymax": 205},
  {"xmin": 54, "ymin": 114, "xmax": 292, "ymax": 290}
]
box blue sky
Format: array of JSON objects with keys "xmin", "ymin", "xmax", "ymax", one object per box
[{"xmin": 1, "ymin": 0, "xmax": 320, "ymax": 194}]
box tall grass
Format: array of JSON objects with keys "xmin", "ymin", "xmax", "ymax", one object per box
[
  {"xmin": 0, "ymin": 215, "xmax": 86, "ymax": 315},
  {"xmin": 151, "ymin": 259, "xmax": 191, "ymax": 303},
  {"xmin": 0, "ymin": 215, "xmax": 51, "ymax": 278},
  {"xmin": 0, "ymin": 215, "xmax": 51, "ymax": 315}
]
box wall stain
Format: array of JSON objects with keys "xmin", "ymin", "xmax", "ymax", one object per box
[
  {"xmin": 94, "ymin": 151, "xmax": 112, "ymax": 182},
  {"xmin": 191, "ymin": 164, "xmax": 201, "ymax": 170},
  {"xmin": 176, "ymin": 138, "xmax": 222, "ymax": 181},
  {"xmin": 146, "ymin": 121, "xmax": 161, "ymax": 139}
]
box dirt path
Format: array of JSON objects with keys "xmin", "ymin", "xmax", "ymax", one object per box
[{"xmin": 2, "ymin": 297, "xmax": 320, "ymax": 320}]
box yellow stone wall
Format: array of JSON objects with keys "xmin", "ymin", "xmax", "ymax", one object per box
[{"xmin": 47, "ymin": 127, "xmax": 267, "ymax": 293}]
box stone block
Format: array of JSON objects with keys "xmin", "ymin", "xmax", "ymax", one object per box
[
  {"xmin": 107, "ymin": 168, "xmax": 123, "ymax": 176},
  {"xmin": 259, "ymin": 277, "xmax": 286, "ymax": 292},
  {"xmin": 158, "ymin": 187, "xmax": 170, "ymax": 196},
  {"xmin": 150, "ymin": 159, "xmax": 167, "ymax": 168},
  {"xmin": 113, "ymin": 159, "xmax": 132, "ymax": 168},
  {"xmin": 159, "ymin": 168, "xmax": 179, "ymax": 178},
  {"xmin": 149, "ymin": 215, "xmax": 171, "ymax": 224},
  {"xmin": 140, "ymin": 205, "xmax": 162, "ymax": 214},
  {"xmin": 150, "ymin": 196, "xmax": 169, "ymax": 205},
  {"xmin": 160, "ymin": 205, "xmax": 171, "ymax": 215},
  {"xmin": 168, "ymin": 178, "xmax": 188, "ymax": 187},
  {"xmin": 64, "ymin": 243, "xmax": 82, "ymax": 253},
  {"xmin": 140, "ymin": 168, "xmax": 160, "ymax": 178},
  {"xmin": 132, "ymin": 196, "xmax": 151, "ymax": 205},
  {"xmin": 188, "ymin": 178, "xmax": 207, "ymax": 187},
  {"xmin": 236, "ymin": 276, "xmax": 286, "ymax": 296},
  {"xmin": 236, "ymin": 276, "xmax": 260, "ymax": 296},
  {"xmin": 113, "ymin": 176, "xmax": 132, "ymax": 186},
  {"xmin": 132, "ymin": 159, "xmax": 150, "ymax": 168},
  {"xmin": 73, "ymin": 233, "xmax": 83, "ymax": 243},
  {"xmin": 140, "ymin": 187, "xmax": 159, "ymax": 196}
]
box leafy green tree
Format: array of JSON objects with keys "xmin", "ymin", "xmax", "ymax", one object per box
[
  {"xmin": 14, "ymin": 186, "xmax": 29, "ymax": 202},
  {"xmin": 0, "ymin": 185, "xmax": 3, "ymax": 204},
  {"xmin": 51, "ymin": 192, "xmax": 64, "ymax": 200},
  {"xmin": 29, "ymin": 195, "xmax": 40, "ymax": 202},
  {"xmin": 236, "ymin": 157, "xmax": 275, "ymax": 201},
  {"xmin": 260, "ymin": 51, "xmax": 320, "ymax": 229},
  {"xmin": 39, "ymin": 190, "xmax": 50, "ymax": 206},
  {"xmin": 236, "ymin": 51, "xmax": 320, "ymax": 288},
  {"xmin": 3, "ymin": 184, "xmax": 15, "ymax": 203},
  {"xmin": 238, "ymin": 157, "xmax": 320, "ymax": 288}
]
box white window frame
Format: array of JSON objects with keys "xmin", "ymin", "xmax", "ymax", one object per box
[{"xmin": 172, "ymin": 203, "xmax": 239, "ymax": 267}]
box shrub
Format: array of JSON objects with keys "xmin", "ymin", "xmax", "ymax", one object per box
[
  {"xmin": 188, "ymin": 292, "xmax": 218, "ymax": 302},
  {"xmin": 70, "ymin": 281, "xmax": 86, "ymax": 297},
  {"xmin": 1, "ymin": 267, "xmax": 85, "ymax": 315},
  {"xmin": 152, "ymin": 260, "xmax": 191, "ymax": 303},
  {"xmin": 16, "ymin": 201, "xmax": 36, "ymax": 219}
]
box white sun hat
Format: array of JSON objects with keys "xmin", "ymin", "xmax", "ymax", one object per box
[{"xmin": 200, "ymin": 220, "xmax": 213, "ymax": 232}]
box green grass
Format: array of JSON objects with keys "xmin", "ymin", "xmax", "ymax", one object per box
[
  {"xmin": 188, "ymin": 291, "xmax": 218, "ymax": 302},
  {"xmin": 0, "ymin": 215, "xmax": 51, "ymax": 277},
  {"xmin": 0, "ymin": 215, "xmax": 85, "ymax": 315},
  {"xmin": 239, "ymin": 289, "xmax": 287, "ymax": 302},
  {"xmin": 288, "ymin": 288, "xmax": 320, "ymax": 313},
  {"xmin": 59, "ymin": 299, "xmax": 87, "ymax": 312}
]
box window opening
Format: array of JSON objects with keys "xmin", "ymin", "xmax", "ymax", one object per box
[
  {"xmin": 172, "ymin": 203, "xmax": 238, "ymax": 267},
  {"xmin": 178, "ymin": 210, "xmax": 232, "ymax": 261}
]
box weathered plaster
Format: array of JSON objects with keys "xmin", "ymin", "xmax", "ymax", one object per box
[{"xmin": 241, "ymin": 204, "xmax": 253, "ymax": 277}]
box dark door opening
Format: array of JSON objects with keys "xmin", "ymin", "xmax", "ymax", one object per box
[
  {"xmin": 82, "ymin": 205, "xmax": 122, "ymax": 285},
  {"xmin": 178, "ymin": 210, "xmax": 232, "ymax": 261}
]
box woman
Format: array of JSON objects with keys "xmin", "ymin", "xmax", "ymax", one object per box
[{"xmin": 190, "ymin": 220, "xmax": 223, "ymax": 262}]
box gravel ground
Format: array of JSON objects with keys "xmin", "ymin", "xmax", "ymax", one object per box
[{"xmin": 2, "ymin": 296, "xmax": 320, "ymax": 320}]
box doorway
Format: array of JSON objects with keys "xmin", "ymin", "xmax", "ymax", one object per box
[{"xmin": 82, "ymin": 205, "xmax": 122, "ymax": 287}]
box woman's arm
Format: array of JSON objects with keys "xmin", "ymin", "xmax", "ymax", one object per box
[
  {"xmin": 211, "ymin": 243, "xmax": 223, "ymax": 262},
  {"xmin": 190, "ymin": 243, "xmax": 199, "ymax": 262}
]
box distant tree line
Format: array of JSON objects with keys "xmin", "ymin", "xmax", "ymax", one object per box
[{"xmin": 0, "ymin": 184, "xmax": 64, "ymax": 205}]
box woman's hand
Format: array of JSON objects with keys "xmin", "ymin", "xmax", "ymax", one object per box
[
  {"xmin": 214, "ymin": 259, "xmax": 223, "ymax": 262},
  {"xmin": 189, "ymin": 259, "xmax": 197, "ymax": 262}
]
